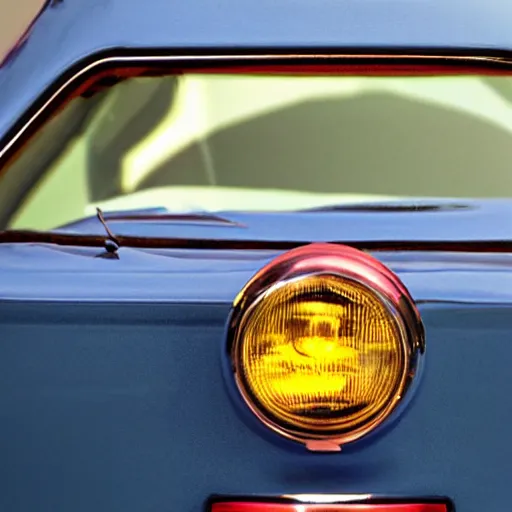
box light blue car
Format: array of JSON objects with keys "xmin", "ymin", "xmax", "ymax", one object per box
[{"xmin": 0, "ymin": 1, "xmax": 510, "ymax": 511}]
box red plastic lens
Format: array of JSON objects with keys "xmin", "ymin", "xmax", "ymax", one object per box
[{"xmin": 212, "ymin": 502, "xmax": 448, "ymax": 512}]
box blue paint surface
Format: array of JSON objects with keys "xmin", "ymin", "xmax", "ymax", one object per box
[
  {"xmin": 1, "ymin": 201, "xmax": 511, "ymax": 303},
  {"xmin": 61, "ymin": 200, "xmax": 511, "ymax": 243},
  {"xmin": 0, "ymin": 233, "xmax": 510, "ymax": 511},
  {"xmin": 0, "ymin": 299, "xmax": 510, "ymax": 512}
]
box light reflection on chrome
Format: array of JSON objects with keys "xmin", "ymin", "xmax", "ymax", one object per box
[{"xmin": 281, "ymin": 495, "xmax": 374, "ymax": 503}]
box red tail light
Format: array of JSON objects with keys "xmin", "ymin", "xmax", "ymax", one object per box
[{"xmin": 211, "ymin": 501, "xmax": 448, "ymax": 512}]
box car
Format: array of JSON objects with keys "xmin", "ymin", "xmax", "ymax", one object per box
[{"xmin": 0, "ymin": 0, "xmax": 510, "ymax": 511}]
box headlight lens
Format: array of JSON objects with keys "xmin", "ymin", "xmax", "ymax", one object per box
[
  {"xmin": 239, "ymin": 274, "xmax": 404, "ymax": 432},
  {"xmin": 228, "ymin": 244, "xmax": 424, "ymax": 451}
]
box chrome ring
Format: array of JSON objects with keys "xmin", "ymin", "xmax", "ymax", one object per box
[{"xmin": 226, "ymin": 243, "xmax": 425, "ymax": 451}]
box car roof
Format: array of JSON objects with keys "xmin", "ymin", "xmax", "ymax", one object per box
[{"xmin": 0, "ymin": 0, "xmax": 511, "ymax": 149}]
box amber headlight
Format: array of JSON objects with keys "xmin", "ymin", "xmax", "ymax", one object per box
[{"xmin": 227, "ymin": 243, "xmax": 424, "ymax": 451}]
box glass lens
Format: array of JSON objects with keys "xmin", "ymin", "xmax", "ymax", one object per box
[{"xmin": 238, "ymin": 275, "xmax": 404, "ymax": 433}]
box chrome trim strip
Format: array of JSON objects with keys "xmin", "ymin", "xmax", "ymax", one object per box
[{"xmin": 280, "ymin": 495, "xmax": 373, "ymax": 504}]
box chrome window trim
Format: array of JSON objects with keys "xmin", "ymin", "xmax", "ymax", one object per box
[{"xmin": 0, "ymin": 50, "xmax": 510, "ymax": 165}]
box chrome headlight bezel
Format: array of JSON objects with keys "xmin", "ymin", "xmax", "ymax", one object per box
[{"xmin": 226, "ymin": 243, "xmax": 425, "ymax": 451}]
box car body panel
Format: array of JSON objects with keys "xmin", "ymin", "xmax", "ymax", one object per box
[
  {"xmin": 0, "ymin": 244, "xmax": 510, "ymax": 303},
  {"xmin": 1, "ymin": 200, "xmax": 511, "ymax": 303},
  {"xmin": 0, "ymin": 218, "xmax": 509, "ymax": 512},
  {"xmin": 59, "ymin": 200, "xmax": 512, "ymax": 242},
  {"xmin": 0, "ymin": 293, "xmax": 510, "ymax": 512}
]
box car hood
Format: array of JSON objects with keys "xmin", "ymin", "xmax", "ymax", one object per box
[{"xmin": 60, "ymin": 196, "xmax": 512, "ymax": 243}]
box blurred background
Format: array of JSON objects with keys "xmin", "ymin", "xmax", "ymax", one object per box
[{"xmin": 0, "ymin": 0, "xmax": 45, "ymax": 65}]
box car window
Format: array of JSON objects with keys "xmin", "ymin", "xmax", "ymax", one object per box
[{"xmin": 4, "ymin": 73, "xmax": 512, "ymax": 230}]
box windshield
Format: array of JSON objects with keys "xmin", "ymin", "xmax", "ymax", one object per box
[{"xmin": 3, "ymin": 72, "xmax": 512, "ymax": 230}]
